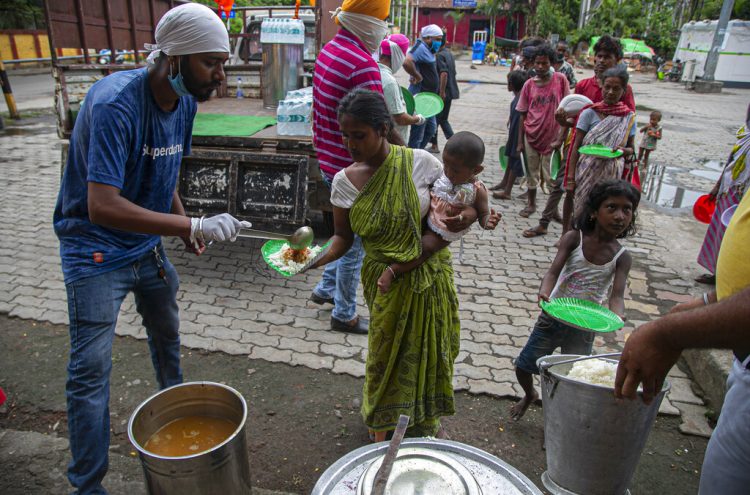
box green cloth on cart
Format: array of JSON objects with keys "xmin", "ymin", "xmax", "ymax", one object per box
[{"xmin": 192, "ymin": 113, "xmax": 277, "ymax": 137}]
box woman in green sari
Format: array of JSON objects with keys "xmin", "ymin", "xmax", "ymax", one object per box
[{"xmin": 312, "ymin": 90, "xmax": 479, "ymax": 440}]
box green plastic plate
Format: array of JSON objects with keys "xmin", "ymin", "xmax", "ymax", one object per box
[
  {"xmin": 550, "ymin": 148, "xmax": 562, "ymax": 180},
  {"xmin": 414, "ymin": 92, "xmax": 444, "ymax": 118},
  {"xmin": 401, "ymin": 87, "xmax": 415, "ymax": 115},
  {"xmin": 261, "ymin": 239, "xmax": 331, "ymax": 277},
  {"xmin": 578, "ymin": 144, "xmax": 624, "ymax": 159},
  {"xmin": 499, "ymin": 145, "xmax": 508, "ymax": 171},
  {"xmin": 540, "ymin": 297, "xmax": 624, "ymax": 333}
]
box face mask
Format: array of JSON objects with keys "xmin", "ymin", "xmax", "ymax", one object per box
[
  {"xmin": 168, "ymin": 59, "xmax": 192, "ymax": 98},
  {"xmin": 431, "ymin": 41, "xmax": 442, "ymax": 53}
]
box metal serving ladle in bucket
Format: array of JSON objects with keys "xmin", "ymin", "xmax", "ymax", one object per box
[{"xmin": 237, "ymin": 226, "xmax": 314, "ymax": 250}]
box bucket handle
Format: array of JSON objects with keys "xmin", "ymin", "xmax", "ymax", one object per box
[{"xmin": 539, "ymin": 353, "xmax": 622, "ymax": 400}]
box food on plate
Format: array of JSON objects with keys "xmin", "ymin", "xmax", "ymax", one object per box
[{"xmin": 267, "ymin": 242, "xmax": 324, "ymax": 274}]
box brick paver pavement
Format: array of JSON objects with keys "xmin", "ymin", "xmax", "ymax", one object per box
[{"xmin": 2, "ymin": 61, "xmax": 748, "ymax": 425}]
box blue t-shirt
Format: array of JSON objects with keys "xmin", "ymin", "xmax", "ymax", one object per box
[
  {"xmin": 408, "ymin": 40, "xmax": 439, "ymax": 94},
  {"xmin": 53, "ymin": 68, "xmax": 197, "ymax": 284}
]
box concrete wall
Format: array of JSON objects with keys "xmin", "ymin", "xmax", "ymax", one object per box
[{"xmin": 1, "ymin": 30, "xmax": 82, "ymax": 63}]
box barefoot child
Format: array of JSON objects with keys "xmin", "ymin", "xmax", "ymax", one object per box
[
  {"xmin": 378, "ymin": 132, "xmax": 501, "ymax": 292},
  {"xmin": 638, "ymin": 110, "xmax": 662, "ymax": 172},
  {"xmin": 510, "ymin": 179, "xmax": 639, "ymax": 420},
  {"xmin": 491, "ymin": 70, "xmax": 528, "ymax": 200}
]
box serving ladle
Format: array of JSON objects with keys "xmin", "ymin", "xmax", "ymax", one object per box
[{"xmin": 237, "ymin": 225, "xmax": 315, "ymax": 250}]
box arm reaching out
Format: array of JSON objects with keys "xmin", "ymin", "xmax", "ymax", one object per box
[{"xmin": 615, "ymin": 285, "xmax": 750, "ymax": 404}]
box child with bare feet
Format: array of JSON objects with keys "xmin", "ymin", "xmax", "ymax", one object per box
[
  {"xmin": 510, "ymin": 179, "xmax": 638, "ymax": 420},
  {"xmin": 378, "ymin": 132, "xmax": 502, "ymax": 293},
  {"xmin": 637, "ymin": 110, "xmax": 662, "ymax": 172},
  {"xmin": 491, "ymin": 70, "xmax": 528, "ymax": 200}
]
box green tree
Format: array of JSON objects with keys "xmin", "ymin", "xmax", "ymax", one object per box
[
  {"xmin": 444, "ymin": 10, "xmax": 466, "ymax": 47},
  {"xmin": 0, "ymin": 0, "xmax": 45, "ymax": 30},
  {"xmin": 476, "ymin": 0, "xmax": 505, "ymax": 40},
  {"xmin": 535, "ymin": 0, "xmax": 575, "ymax": 38}
]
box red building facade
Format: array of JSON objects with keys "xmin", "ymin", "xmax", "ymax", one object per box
[{"xmin": 413, "ymin": 0, "xmax": 525, "ymax": 48}]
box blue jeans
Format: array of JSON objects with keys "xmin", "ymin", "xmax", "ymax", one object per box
[
  {"xmin": 408, "ymin": 115, "xmax": 437, "ymax": 149},
  {"xmin": 314, "ymin": 175, "xmax": 365, "ymax": 322},
  {"xmin": 65, "ymin": 245, "xmax": 182, "ymax": 494},
  {"xmin": 699, "ymin": 357, "xmax": 750, "ymax": 494},
  {"xmin": 515, "ymin": 312, "xmax": 594, "ymax": 374}
]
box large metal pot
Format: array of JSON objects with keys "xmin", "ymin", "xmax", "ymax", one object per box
[
  {"xmin": 127, "ymin": 382, "xmax": 251, "ymax": 495},
  {"xmin": 538, "ymin": 354, "xmax": 670, "ymax": 495},
  {"xmin": 312, "ymin": 438, "xmax": 542, "ymax": 495}
]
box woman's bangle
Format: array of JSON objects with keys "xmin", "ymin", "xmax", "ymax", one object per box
[
  {"xmin": 387, "ymin": 266, "xmax": 397, "ymax": 280},
  {"xmin": 702, "ymin": 293, "xmax": 710, "ymax": 306}
]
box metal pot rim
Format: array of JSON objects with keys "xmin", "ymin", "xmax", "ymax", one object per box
[{"xmin": 127, "ymin": 381, "xmax": 248, "ymax": 461}]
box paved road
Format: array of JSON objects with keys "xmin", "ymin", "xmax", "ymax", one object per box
[
  {"xmin": 2, "ymin": 72, "xmax": 54, "ymax": 112},
  {"xmin": 2, "ymin": 59, "xmax": 747, "ymax": 435}
]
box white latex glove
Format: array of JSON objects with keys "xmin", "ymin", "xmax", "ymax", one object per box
[
  {"xmin": 190, "ymin": 214, "xmax": 252, "ymax": 245},
  {"xmin": 415, "ymin": 114, "xmax": 426, "ymax": 126}
]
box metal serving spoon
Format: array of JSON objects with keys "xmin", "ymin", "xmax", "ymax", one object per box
[{"xmin": 237, "ymin": 225, "xmax": 314, "ymax": 250}]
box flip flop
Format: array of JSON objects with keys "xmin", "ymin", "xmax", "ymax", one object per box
[
  {"xmin": 519, "ymin": 206, "xmax": 536, "ymax": 218},
  {"xmin": 523, "ymin": 226, "xmax": 548, "ymax": 238},
  {"xmin": 694, "ymin": 273, "xmax": 716, "ymax": 285}
]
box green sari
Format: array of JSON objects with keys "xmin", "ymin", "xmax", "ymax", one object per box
[{"xmin": 349, "ymin": 145, "xmax": 461, "ymax": 436}]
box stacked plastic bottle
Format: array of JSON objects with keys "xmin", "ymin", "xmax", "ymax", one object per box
[{"xmin": 277, "ymin": 86, "xmax": 313, "ymax": 136}]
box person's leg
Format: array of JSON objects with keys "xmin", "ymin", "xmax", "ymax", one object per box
[
  {"xmin": 637, "ymin": 146, "xmax": 645, "ymax": 162},
  {"xmin": 524, "ymin": 175, "xmax": 564, "ymax": 237},
  {"xmin": 698, "ymin": 360, "xmax": 750, "ymax": 495},
  {"xmin": 331, "ymin": 234, "xmax": 365, "ymax": 324},
  {"xmin": 643, "ymin": 149, "xmax": 651, "ymax": 170},
  {"xmin": 313, "ymin": 178, "xmax": 337, "ymax": 305},
  {"xmin": 65, "ymin": 265, "xmax": 134, "ymax": 494},
  {"xmin": 133, "ymin": 246, "xmax": 183, "ymax": 390},
  {"xmin": 439, "ymin": 98, "xmax": 454, "ymax": 140},
  {"xmin": 408, "ymin": 120, "xmax": 426, "ymax": 149},
  {"xmin": 521, "ymin": 136, "xmax": 540, "ymax": 217},
  {"xmin": 511, "ymin": 313, "xmax": 562, "ymax": 420},
  {"xmin": 419, "ymin": 116, "xmax": 438, "ymax": 150}
]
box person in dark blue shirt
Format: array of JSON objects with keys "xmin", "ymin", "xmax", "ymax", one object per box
[
  {"xmin": 404, "ymin": 24, "xmax": 442, "ymax": 150},
  {"xmin": 52, "ymin": 4, "xmax": 249, "ymax": 493}
]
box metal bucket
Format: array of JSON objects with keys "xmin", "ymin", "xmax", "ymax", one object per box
[
  {"xmin": 262, "ymin": 43, "xmax": 303, "ymax": 109},
  {"xmin": 127, "ymin": 382, "xmax": 251, "ymax": 495},
  {"xmin": 538, "ymin": 354, "xmax": 670, "ymax": 495},
  {"xmin": 312, "ymin": 438, "xmax": 543, "ymax": 495}
]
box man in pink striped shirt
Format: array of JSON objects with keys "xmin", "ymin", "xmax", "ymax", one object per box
[{"xmin": 310, "ymin": 0, "xmax": 401, "ymax": 334}]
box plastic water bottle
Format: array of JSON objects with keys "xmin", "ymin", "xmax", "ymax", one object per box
[{"xmin": 236, "ymin": 77, "xmax": 244, "ymax": 99}]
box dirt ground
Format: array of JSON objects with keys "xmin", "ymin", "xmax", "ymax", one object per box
[{"xmin": 0, "ymin": 315, "xmax": 706, "ymax": 494}]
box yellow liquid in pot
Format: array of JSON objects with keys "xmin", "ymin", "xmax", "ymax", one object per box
[{"xmin": 144, "ymin": 415, "xmax": 237, "ymax": 457}]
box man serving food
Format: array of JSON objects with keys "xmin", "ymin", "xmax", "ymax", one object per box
[{"xmin": 53, "ymin": 4, "xmax": 249, "ymax": 493}]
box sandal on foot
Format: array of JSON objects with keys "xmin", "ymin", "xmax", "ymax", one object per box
[
  {"xmin": 519, "ymin": 206, "xmax": 536, "ymax": 218},
  {"xmin": 523, "ymin": 226, "xmax": 547, "ymax": 238},
  {"xmin": 695, "ymin": 273, "xmax": 716, "ymax": 285}
]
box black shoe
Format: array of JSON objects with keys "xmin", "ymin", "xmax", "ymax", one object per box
[
  {"xmin": 310, "ymin": 292, "xmax": 334, "ymax": 305},
  {"xmin": 331, "ymin": 316, "xmax": 369, "ymax": 334}
]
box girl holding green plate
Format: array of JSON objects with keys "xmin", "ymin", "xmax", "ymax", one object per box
[
  {"xmin": 511, "ymin": 180, "xmax": 639, "ymax": 420},
  {"xmin": 565, "ymin": 66, "xmax": 636, "ymax": 225}
]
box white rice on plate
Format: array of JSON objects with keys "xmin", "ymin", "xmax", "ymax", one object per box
[
  {"xmin": 566, "ymin": 358, "xmax": 618, "ymax": 387},
  {"xmin": 267, "ymin": 242, "xmax": 324, "ymax": 274}
]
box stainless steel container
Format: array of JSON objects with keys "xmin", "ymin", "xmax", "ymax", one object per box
[
  {"xmin": 312, "ymin": 438, "xmax": 543, "ymax": 495},
  {"xmin": 262, "ymin": 43, "xmax": 304, "ymax": 109},
  {"xmin": 127, "ymin": 382, "xmax": 251, "ymax": 495},
  {"xmin": 538, "ymin": 354, "xmax": 670, "ymax": 495}
]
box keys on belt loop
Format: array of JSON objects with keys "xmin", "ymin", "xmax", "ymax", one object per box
[{"xmin": 153, "ymin": 246, "xmax": 168, "ymax": 285}]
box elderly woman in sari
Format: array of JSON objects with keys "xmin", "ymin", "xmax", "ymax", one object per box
[
  {"xmin": 312, "ymin": 89, "xmax": 498, "ymax": 441},
  {"xmin": 565, "ymin": 66, "xmax": 636, "ymax": 221},
  {"xmin": 695, "ymin": 103, "xmax": 750, "ymax": 285}
]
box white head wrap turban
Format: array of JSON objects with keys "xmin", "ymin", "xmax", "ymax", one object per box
[
  {"xmin": 420, "ymin": 24, "xmax": 443, "ymax": 39},
  {"xmin": 145, "ymin": 3, "xmax": 230, "ymax": 65},
  {"xmin": 330, "ymin": 9, "xmax": 389, "ymax": 54}
]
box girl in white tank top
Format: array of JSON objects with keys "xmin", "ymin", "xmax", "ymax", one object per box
[{"xmin": 511, "ymin": 180, "xmax": 641, "ymax": 421}]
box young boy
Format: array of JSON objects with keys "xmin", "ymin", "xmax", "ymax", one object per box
[
  {"xmin": 492, "ymin": 70, "xmax": 529, "ymax": 200},
  {"xmin": 516, "ymin": 43, "xmax": 570, "ymax": 217},
  {"xmin": 638, "ymin": 110, "xmax": 662, "ymax": 171}
]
